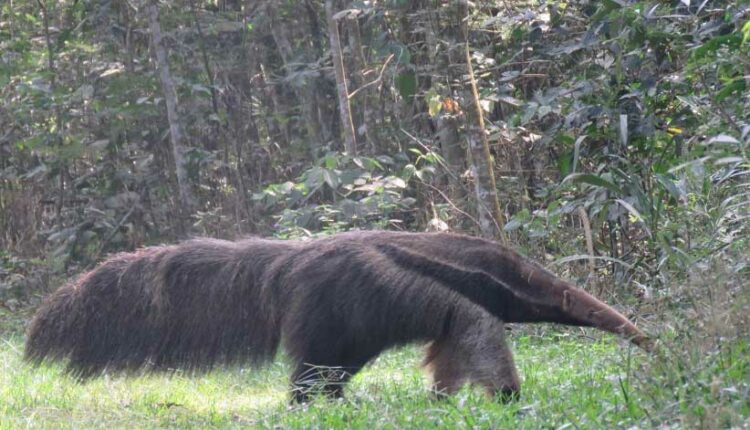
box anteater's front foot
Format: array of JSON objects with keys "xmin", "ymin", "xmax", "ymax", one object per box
[{"xmin": 495, "ymin": 386, "xmax": 521, "ymax": 403}]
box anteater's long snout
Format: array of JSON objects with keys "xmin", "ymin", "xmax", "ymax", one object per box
[{"xmin": 563, "ymin": 288, "xmax": 653, "ymax": 352}]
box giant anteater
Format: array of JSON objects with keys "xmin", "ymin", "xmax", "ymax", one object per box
[{"xmin": 26, "ymin": 231, "xmax": 651, "ymax": 402}]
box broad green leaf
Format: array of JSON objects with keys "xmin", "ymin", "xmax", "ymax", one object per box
[
  {"xmin": 563, "ymin": 173, "xmax": 624, "ymax": 195},
  {"xmin": 707, "ymin": 134, "xmax": 740, "ymax": 145},
  {"xmin": 692, "ymin": 34, "xmax": 742, "ymax": 60},
  {"xmin": 716, "ymin": 80, "xmax": 745, "ymax": 102},
  {"xmin": 322, "ymin": 169, "xmax": 339, "ymax": 189},
  {"xmin": 395, "ymin": 71, "xmax": 417, "ymax": 100},
  {"xmin": 387, "ymin": 177, "xmax": 406, "ymax": 189},
  {"xmin": 655, "ymin": 173, "xmax": 684, "ymax": 200}
]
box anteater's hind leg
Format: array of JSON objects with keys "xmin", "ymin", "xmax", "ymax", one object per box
[{"xmin": 425, "ymin": 304, "xmax": 520, "ymax": 401}]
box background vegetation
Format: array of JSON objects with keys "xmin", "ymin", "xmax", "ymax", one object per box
[{"xmin": 1, "ymin": 0, "xmax": 749, "ymax": 428}]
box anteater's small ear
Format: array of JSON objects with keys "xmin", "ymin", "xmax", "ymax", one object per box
[{"xmin": 637, "ymin": 336, "xmax": 657, "ymax": 353}]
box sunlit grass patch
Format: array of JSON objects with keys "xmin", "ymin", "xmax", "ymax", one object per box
[{"xmin": 0, "ymin": 332, "xmax": 662, "ymax": 429}]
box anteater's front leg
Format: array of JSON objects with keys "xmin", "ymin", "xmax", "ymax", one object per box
[
  {"xmin": 286, "ymin": 326, "xmax": 373, "ymax": 403},
  {"xmin": 290, "ymin": 363, "xmax": 358, "ymax": 403},
  {"xmin": 425, "ymin": 304, "xmax": 520, "ymax": 401}
]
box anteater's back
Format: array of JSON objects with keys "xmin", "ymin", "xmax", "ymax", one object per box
[{"xmin": 25, "ymin": 238, "xmax": 294, "ymax": 377}]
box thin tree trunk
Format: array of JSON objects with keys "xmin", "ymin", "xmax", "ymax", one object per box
[
  {"xmin": 346, "ymin": 18, "xmax": 363, "ymax": 134},
  {"xmin": 345, "ymin": 14, "xmax": 381, "ymax": 154},
  {"xmin": 303, "ymin": 2, "xmax": 333, "ymax": 145},
  {"xmin": 325, "ymin": 0, "xmax": 357, "ymax": 156},
  {"xmin": 190, "ymin": 2, "xmax": 222, "ymax": 146},
  {"xmin": 258, "ymin": 62, "xmax": 289, "ymax": 146},
  {"xmin": 120, "ymin": 0, "xmax": 135, "ymax": 73},
  {"xmin": 147, "ymin": 1, "xmax": 195, "ymax": 224},
  {"xmin": 222, "ymin": 75, "xmax": 251, "ymax": 232},
  {"xmin": 267, "ymin": 2, "xmax": 323, "ymax": 157},
  {"xmin": 37, "ymin": 0, "xmax": 66, "ymax": 228},
  {"xmin": 429, "ymin": 5, "xmax": 466, "ymax": 204},
  {"xmin": 460, "ymin": 2, "xmax": 507, "ymax": 243}
]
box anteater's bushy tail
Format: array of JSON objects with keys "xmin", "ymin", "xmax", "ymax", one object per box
[{"xmin": 25, "ymin": 239, "xmax": 286, "ymax": 378}]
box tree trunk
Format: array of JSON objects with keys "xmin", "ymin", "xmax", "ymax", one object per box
[
  {"xmin": 345, "ymin": 15, "xmax": 368, "ymax": 150},
  {"xmin": 459, "ymin": 2, "xmax": 507, "ymax": 243},
  {"xmin": 430, "ymin": 5, "xmax": 466, "ymax": 205},
  {"xmin": 37, "ymin": 0, "xmax": 67, "ymax": 228},
  {"xmin": 325, "ymin": 0, "xmax": 357, "ymax": 156},
  {"xmin": 190, "ymin": 1, "xmax": 222, "ymax": 153},
  {"xmin": 267, "ymin": 2, "xmax": 323, "ymax": 158},
  {"xmin": 304, "ymin": 2, "xmax": 334, "ymax": 144},
  {"xmin": 147, "ymin": 1, "xmax": 195, "ymax": 224}
]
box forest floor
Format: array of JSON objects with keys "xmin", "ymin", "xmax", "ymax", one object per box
[{"xmin": 1, "ymin": 311, "xmax": 748, "ymax": 429}]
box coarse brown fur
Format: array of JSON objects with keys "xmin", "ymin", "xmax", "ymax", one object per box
[{"xmin": 25, "ymin": 231, "xmax": 650, "ymax": 402}]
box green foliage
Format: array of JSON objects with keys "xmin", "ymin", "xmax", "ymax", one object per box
[
  {"xmin": 252, "ymin": 150, "xmax": 440, "ymax": 237},
  {"xmin": 395, "ymin": 70, "xmax": 417, "ymax": 100},
  {"xmin": 2, "ymin": 0, "xmax": 745, "ymax": 280},
  {"xmin": 492, "ymin": 0, "xmax": 749, "ymax": 289}
]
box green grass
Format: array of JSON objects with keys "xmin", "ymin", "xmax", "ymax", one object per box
[
  {"xmin": 0, "ymin": 331, "xmax": 658, "ymax": 429},
  {"xmin": 2, "ymin": 326, "xmax": 748, "ymax": 429}
]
